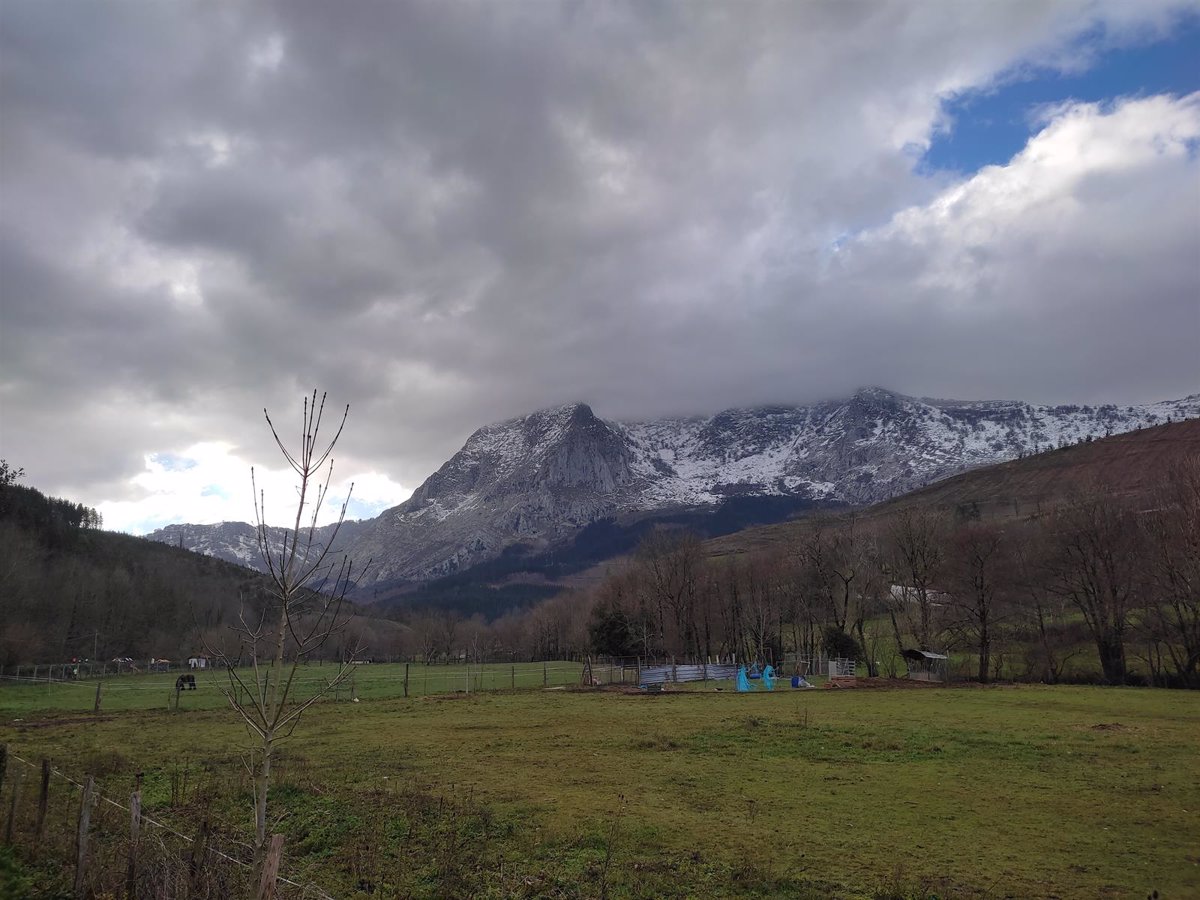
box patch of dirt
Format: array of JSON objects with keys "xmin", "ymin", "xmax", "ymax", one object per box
[
  {"xmin": 13, "ymin": 715, "xmax": 116, "ymax": 729},
  {"xmin": 1089, "ymin": 722, "xmax": 1127, "ymax": 731},
  {"xmin": 823, "ymin": 677, "xmax": 939, "ymax": 690}
]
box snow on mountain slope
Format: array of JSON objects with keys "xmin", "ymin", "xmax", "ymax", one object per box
[{"xmin": 146, "ymin": 388, "xmax": 1200, "ymax": 584}]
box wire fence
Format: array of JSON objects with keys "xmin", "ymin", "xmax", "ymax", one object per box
[
  {"xmin": 0, "ymin": 656, "xmax": 858, "ymax": 714},
  {"xmin": 0, "ymin": 745, "xmax": 334, "ymax": 898},
  {"xmin": 0, "ymin": 660, "xmax": 599, "ymax": 714}
]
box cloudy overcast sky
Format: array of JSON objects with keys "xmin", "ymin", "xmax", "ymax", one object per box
[{"xmin": 1, "ymin": 0, "xmax": 1198, "ymax": 533}]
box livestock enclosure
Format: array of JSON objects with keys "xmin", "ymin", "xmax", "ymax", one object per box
[{"xmin": 2, "ymin": 681, "xmax": 1197, "ymax": 898}]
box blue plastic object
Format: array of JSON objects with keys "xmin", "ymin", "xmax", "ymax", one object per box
[
  {"xmin": 762, "ymin": 665, "xmax": 775, "ymax": 691},
  {"xmin": 736, "ymin": 666, "xmax": 753, "ymax": 692}
]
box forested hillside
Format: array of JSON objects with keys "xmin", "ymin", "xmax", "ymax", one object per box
[{"xmin": 0, "ymin": 471, "xmax": 407, "ymax": 665}]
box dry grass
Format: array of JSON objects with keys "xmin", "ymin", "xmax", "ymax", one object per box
[{"xmin": 2, "ymin": 683, "xmax": 1198, "ymax": 898}]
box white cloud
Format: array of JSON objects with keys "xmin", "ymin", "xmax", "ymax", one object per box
[
  {"xmin": 1, "ymin": 1, "xmax": 1196, "ymax": 525},
  {"xmin": 97, "ymin": 442, "xmax": 410, "ymax": 534}
]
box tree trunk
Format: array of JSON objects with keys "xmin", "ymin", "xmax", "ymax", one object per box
[
  {"xmin": 977, "ymin": 628, "xmax": 991, "ymax": 684},
  {"xmin": 255, "ymin": 739, "xmax": 273, "ymax": 854},
  {"xmin": 1097, "ymin": 637, "xmax": 1127, "ymax": 684}
]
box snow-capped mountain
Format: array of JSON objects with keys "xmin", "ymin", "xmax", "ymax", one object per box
[
  {"xmin": 146, "ymin": 388, "xmax": 1200, "ymax": 585},
  {"xmin": 149, "ymin": 519, "xmax": 370, "ymax": 574}
]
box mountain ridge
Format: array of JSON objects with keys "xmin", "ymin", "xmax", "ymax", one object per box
[{"xmin": 146, "ymin": 387, "xmax": 1200, "ymax": 586}]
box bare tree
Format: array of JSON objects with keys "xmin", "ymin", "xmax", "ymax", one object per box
[
  {"xmin": 888, "ymin": 509, "xmax": 948, "ymax": 649},
  {"xmin": 204, "ymin": 391, "xmax": 367, "ymax": 866},
  {"xmin": 1011, "ymin": 525, "xmax": 1078, "ymax": 683},
  {"xmin": 636, "ymin": 529, "xmax": 703, "ymax": 659},
  {"xmin": 1048, "ymin": 488, "xmax": 1142, "ymax": 684},
  {"xmin": 945, "ymin": 521, "xmax": 1009, "ymax": 682},
  {"xmin": 1141, "ymin": 458, "xmax": 1200, "ymax": 686}
]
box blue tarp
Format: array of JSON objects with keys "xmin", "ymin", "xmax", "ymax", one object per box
[{"xmin": 736, "ymin": 666, "xmax": 752, "ymax": 692}]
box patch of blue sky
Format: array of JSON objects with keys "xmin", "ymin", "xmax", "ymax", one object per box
[
  {"xmin": 150, "ymin": 452, "xmax": 197, "ymax": 472},
  {"xmin": 924, "ymin": 15, "xmax": 1200, "ymax": 175},
  {"xmin": 341, "ymin": 497, "xmax": 391, "ymax": 521},
  {"xmin": 200, "ymin": 484, "xmax": 229, "ymax": 499}
]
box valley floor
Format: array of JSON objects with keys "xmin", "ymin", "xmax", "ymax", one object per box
[{"xmin": 1, "ymin": 683, "xmax": 1197, "ymax": 898}]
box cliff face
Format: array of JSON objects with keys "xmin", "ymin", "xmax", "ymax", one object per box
[
  {"xmin": 147, "ymin": 389, "xmax": 1200, "ymax": 583},
  {"xmin": 354, "ymin": 403, "xmax": 639, "ymax": 582}
]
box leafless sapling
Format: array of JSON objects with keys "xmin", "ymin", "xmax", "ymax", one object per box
[{"xmin": 203, "ymin": 391, "xmax": 368, "ymax": 865}]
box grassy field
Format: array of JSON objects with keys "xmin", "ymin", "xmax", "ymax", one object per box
[
  {"xmin": 1, "ymin": 682, "xmax": 1197, "ymax": 898},
  {"xmin": 0, "ymin": 661, "xmax": 595, "ymax": 713}
]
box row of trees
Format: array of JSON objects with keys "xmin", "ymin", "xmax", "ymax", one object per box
[{"xmin": 370, "ymin": 459, "xmax": 1198, "ymax": 688}]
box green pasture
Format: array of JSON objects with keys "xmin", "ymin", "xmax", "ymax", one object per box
[
  {"xmin": 0, "ymin": 661, "xmax": 597, "ymax": 714},
  {"xmin": 1, "ymin": 684, "xmax": 1197, "ymax": 898}
]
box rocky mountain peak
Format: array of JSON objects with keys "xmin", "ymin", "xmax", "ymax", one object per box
[{"xmin": 147, "ymin": 389, "xmax": 1200, "ymax": 585}]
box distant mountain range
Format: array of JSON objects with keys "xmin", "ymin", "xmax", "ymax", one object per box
[{"xmin": 147, "ymin": 388, "xmax": 1200, "ymax": 592}]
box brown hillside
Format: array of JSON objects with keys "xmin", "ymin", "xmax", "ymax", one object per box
[{"xmin": 704, "ymin": 417, "xmax": 1200, "ymax": 559}]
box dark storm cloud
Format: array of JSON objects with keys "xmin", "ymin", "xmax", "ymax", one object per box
[{"xmin": 1, "ymin": 0, "xmax": 1197, "ymax": 525}]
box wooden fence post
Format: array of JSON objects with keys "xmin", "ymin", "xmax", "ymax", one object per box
[
  {"xmin": 543, "ymin": 662, "xmax": 548, "ymax": 688},
  {"xmin": 4, "ymin": 765, "xmax": 23, "ymax": 844},
  {"xmin": 188, "ymin": 818, "xmax": 210, "ymax": 896},
  {"xmin": 0, "ymin": 744, "xmax": 7, "ymax": 795},
  {"xmin": 74, "ymin": 775, "xmax": 95, "ymax": 899},
  {"xmin": 125, "ymin": 774, "xmax": 142, "ymax": 899},
  {"xmin": 255, "ymin": 833, "xmax": 285, "ymax": 900},
  {"xmin": 34, "ymin": 759, "xmax": 50, "ymax": 852},
  {"xmin": 511, "ymin": 665, "xmax": 515, "ymax": 690},
  {"xmin": 94, "ymin": 682, "xmax": 103, "ymax": 713},
  {"xmin": 403, "ymin": 663, "xmax": 409, "ymax": 698}
]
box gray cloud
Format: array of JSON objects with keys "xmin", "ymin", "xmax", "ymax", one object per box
[{"xmin": 1, "ymin": 0, "xmax": 1197, "ymax": 521}]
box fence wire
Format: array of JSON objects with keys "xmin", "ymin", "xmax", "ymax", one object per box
[{"xmin": 2, "ymin": 749, "xmax": 336, "ymax": 899}]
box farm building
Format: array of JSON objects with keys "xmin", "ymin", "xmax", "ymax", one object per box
[{"xmin": 903, "ymin": 649, "xmax": 949, "ymax": 682}]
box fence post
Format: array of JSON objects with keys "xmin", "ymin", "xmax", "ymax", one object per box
[
  {"xmin": 0, "ymin": 744, "xmax": 7, "ymax": 795},
  {"xmin": 511, "ymin": 665, "xmax": 515, "ymax": 690},
  {"xmin": 4, "ymin": 765, "xmax": 23, "ymax": 844},
  {"xmin": 74, "ymin": 775, "xmax": 95, "ymax": 898},
  {"xmin": 125, "ymin": 774, "xmax": 142, "ymax": 899},
  {"xmin": 94, "ymin": 682, "xmax": 103, "ymax": 713},
  {"xmin": 188, "ymin": 818, "xmax": 210, "ymax": 895},
  {"xmin": 35, "ymin": 759, "xmax": 50, "ymax": 852},
  {"xmin": 403, "ymin": 663, "xmax": 409, "ymax": 698},
  {"xmin": 671, "ymin": 657, "xmax": 677, "ymax": 684},
  {"xmin": 255, "ymin": 833, "xmax": 285, "ymax": 900},
  {"xmin": 543, "ymin": 662, "xmax": 547, "ymax": 688}
]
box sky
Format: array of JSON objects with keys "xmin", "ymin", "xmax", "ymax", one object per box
[{"xmin": 1, "ymin": 1, "xmax": 1198, "ymax": 534}]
